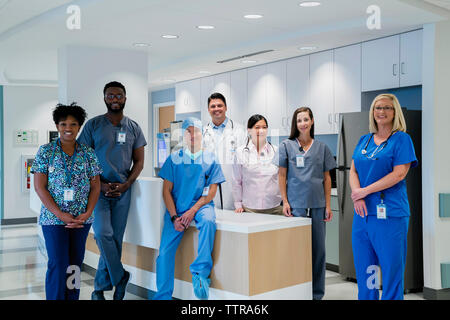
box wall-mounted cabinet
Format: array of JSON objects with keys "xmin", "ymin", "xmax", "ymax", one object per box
[
  {"xmin": 175, "ymin": 79, "xmax": 201, "ymax": 114},
  {"xmin": 175, "ymin": 30, "xmax": 421, "ymax": 137},
  {"xmin": 334, "ymin": 43, "xmax": 362, "ymax": 133},
  {"xmin": 310, "ymin": 49, "xmax": 335, "ymax": 135},
  {"xmin": 200, "ymin": 76, "xmax": 214, "ymax": 124},
  {"xmin": 286, "ymin": 55, "xmax": 310, "ymax": 128},
  {"xmin": 266, "ymin": 61, "xmax": 288, "ymax": 136},
  {"xmin": 229, "ymin": 69, "xmax": 248, "ymax": 127},
  {"xmin": 362, "ymin": 29, "xmax": 422, "ymax": 92}
]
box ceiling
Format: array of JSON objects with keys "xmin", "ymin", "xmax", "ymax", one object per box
[{"xmin": 0, "ymin": 0, "xmax": 448, "ymax": 90}]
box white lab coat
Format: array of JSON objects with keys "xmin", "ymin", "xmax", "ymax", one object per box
[{"xmin": 202, "ymin": 118, "xmax": 247, "ymax": 210}]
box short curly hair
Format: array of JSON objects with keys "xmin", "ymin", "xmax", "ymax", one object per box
[{"xmin": 52, "ymin": 102, "xmax": 87, "ymax": 126}]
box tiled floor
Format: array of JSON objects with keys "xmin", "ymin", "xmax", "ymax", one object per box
[{"xmin": 0, "ymin": 224, "xmax": 424, "ymax": 300}]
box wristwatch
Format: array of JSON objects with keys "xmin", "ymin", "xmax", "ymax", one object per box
[{"xmin": 170, "ymin": 215, "xmax": 177, "ymax": 223}]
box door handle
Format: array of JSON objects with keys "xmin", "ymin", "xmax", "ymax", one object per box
[{"xmin": 401, "ymin": 62, "xmax": 406, "ymax": 75}]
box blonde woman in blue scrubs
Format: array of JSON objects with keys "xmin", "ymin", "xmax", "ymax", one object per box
[
  {"xmin": 350, "ymin": 94, "xmax": 418, "ymax": 300},
  {"xmin": 274, "ymin": 107, "xmax": 336, "ymax": 300}
]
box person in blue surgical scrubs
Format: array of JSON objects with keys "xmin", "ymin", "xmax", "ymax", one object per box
[
  {"xmin": 274, "ymin": 106, "xmax": 336, "ymax": 300},
  {"xmin": 153, "ymin": 117, "xmax": 225, "ymax": 300},
  {"xmin": 78, "ymin": 81, "xmax": 147, "ymax": 300},
  {"xmin": 350, "ymin": 93, "xmax": 418, "ymax": 300}
]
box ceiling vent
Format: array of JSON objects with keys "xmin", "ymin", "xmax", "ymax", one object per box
[{"xmin": 217, "ymin": 49, "xmax": 274, "ymax": 64}]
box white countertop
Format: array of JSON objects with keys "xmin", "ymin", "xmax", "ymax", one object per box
[{"xmin": 214, "ymin": 209, "xmax": 311, "ymax": 234}]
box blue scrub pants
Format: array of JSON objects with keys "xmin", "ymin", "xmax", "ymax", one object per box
[
  {"xmin": 352, "ymin": 214, "xmax": 409, "ymax": 300},
  {"xmin": 42, "ymin": 224, "xmax": 91, "ymax": 300},
  {"xmin": 292, "ymin": 207, "xmax": 326, "ymax": 300},
  {"xmin": 153, "ymin": 205, "xmax": 216, "ymax": 300},
  {"xmin": 92, "ymin": 190, "xmax": 131, "ymax": 291}
]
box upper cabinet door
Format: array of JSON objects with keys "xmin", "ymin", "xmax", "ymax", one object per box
[
  {"xmin": 247, "ymin": 64, "xmax": 267, "ymax": 120},
  {"xmin": 229, "ymin": 69, "xmax": 248, "ymax": 127},
  {"xmin": 310, "ymin": 50, "xmax": 335, "ymax": 135},
  {"xmin": 200, "ymin": 76, "xmax": 214, "ymax": 124},
  {"xmin": 213, "ymin": 73, "xmax": 231, "ymax": 101},
  {"xmin": 266, "ymin": 60, "xmax": 287, "ymax": 136},
  {"xmin": 175, "ymin": 78, "xmax": 201, "ymax": 114},
  {"xmin": 400, "ymin": 29, "xmax": 423, "ymax": 87},
  {"xmin": 286, "ymin": 55, "xmax": 310, "ymax": 129},
  {"xmin": 334, "ymin": 43, "xmax": 362, "ymax": 133},
  {"xmin": 362, "ymin": 35, "xmax": 400, "ymax": 92}
]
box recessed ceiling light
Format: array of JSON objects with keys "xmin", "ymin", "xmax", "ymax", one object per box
[
  {"xmin": 299, "ymin": 46, "xmax": 317, "ymax": 51},
  {"xmin": 133, "ymin": 43, "xmax": 150, "ymax": 47},
  {"xmin": 196, "ymin": 25, "xmax": 215, "ymax": 30},
  {"xmin": 299, "ymin": 1, "xmax": 321, "ymax": 7},
  {"xmin": 198, "ymin": 71, "xmax": 211, "ymax": 74},
  {"xmin": 244, "ymin": 14, "xmax": 263, "ymax": 19},
  {"xmin": 242, "ymin": 60, "xmax": 257, "ymax": 64},
  {"xmin": 162, "ymin": 79, "xmax": 176, "ymax": 83},
  {"xmin": 161, "ymin": 34, "xmax": 179, "ymax": 39}
]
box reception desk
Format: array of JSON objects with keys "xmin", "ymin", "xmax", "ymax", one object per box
[{"xmin": 30, "ymin": 176, "xmax": 312, "ymax": 300}]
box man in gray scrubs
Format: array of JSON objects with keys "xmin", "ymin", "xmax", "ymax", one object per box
[{"xmin": 78, "ymin": 81, "xmax": 146, "ymax": 300}]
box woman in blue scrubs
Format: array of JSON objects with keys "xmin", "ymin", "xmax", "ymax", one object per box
[
  {"xmin": 32, "ymin": 103, "xmax": 102, "ymax": 300},
  {"xmin": 350, "ymin": 93, "xmax": 418, "ymax": 300},
  {"xmin": 274, "ymin": 107, "xmax": 336, "ymax": 300},
  {"xmin": 153, "ymin": 117, "xmax": 225, "ymax": 300}
]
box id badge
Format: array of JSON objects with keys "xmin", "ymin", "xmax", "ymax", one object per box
[
  {"xmin": 117, "ymin": 131, "xmax": 126, "ymax": 144},
  {"xmin": 64, "ymin": 188, "xmax": 74, "ymax": 202},
  {"xmin": 296, "ymin": 155, "xmax": 305, "ymax": 168},
  {"xmin": 202, "ymin": 186, "xmax": 210, "ymax": 197},
  {"xmin": 377, "ymin": 203, "xmax": 387, "ymax": 219}
]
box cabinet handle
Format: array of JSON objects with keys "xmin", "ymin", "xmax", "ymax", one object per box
[
  {"xmin": 401, "ymin": 62, "xmax": 406, "ymax": 75},
  {"xmin": 335, "ymin": 113, "xmax": 339, "ymax": 124},
  {"xmin": 328, "ymin": 113, "xmax": 332, "ymax": 124},
  {"xmin": 393, "ymin": 64, "xmax": 398, "ymax": 76}
]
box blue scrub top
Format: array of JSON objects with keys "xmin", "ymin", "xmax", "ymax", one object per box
[
  {"xmin": 158, "ymin": 149, "xmax": 226, "ymax": 215},
  {"xmin": 352, "ymin": 131, "xmax": 418, "ymax": 217},
  {"xmin": 78, "ymin": 114, "xmax": 147, "ymax": 183}
]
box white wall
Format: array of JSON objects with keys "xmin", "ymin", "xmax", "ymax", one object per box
[
  {"xmin": 58, "ymin": 46, "xmax": 151, "ymax": 177},
  {"xmin": 3, "ymin": 86, "xmax": 58, "ymax": 221},
  {"xmin": 422, "ymin": 21, "xmax": 450, "ymax": 291}
]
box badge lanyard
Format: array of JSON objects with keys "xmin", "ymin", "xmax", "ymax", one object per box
[
  {"xmin": 296, "ymin": 139, "xmax": 313, "ymax": 168},
  {"xmin": 376, "ymin": 193, "xmax": 387, "ymax": 219},
  {"xmin": 117, "ymin": 126, "xmax": 126, "ymax": 145},
  {"xmin": 48, "ymin": 139, "xmax": 88, "ymax": 202}
]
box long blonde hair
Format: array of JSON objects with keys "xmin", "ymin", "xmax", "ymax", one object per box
[{"xmin": 369, "ymin": 94, "xmax": 407, "ymax": 133}]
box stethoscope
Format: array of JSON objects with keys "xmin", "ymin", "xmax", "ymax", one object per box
[
  {"xmin": 361, "ymin": 131, "xmax": 394, "ymax": 160},
  {"xmin": 203, "ymin": 119, "xmax": 237, "ymax": 150},
  {"xmin": 48, "ymin": 139, "xmax": 89, "ymax": 177},
  {"xmin": 243, "ymin": 137, "xmax": 275, "ymax": 166}
]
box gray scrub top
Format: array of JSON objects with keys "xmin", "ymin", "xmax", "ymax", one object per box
[
  {"xmin": 78, "ymin": 114, "xmax": 147, "ymax": 183},
  {"xmin": 273, "ymin": 139, "xmax": 336, "ymax": 209}
]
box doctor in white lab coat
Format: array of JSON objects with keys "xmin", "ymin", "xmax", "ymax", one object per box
[{"xmin": 202, "ymin": 92, "xmax": 247, "ymax": 210}]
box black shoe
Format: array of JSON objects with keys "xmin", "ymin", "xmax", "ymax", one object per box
[
  {"xmin": 91, "ymin": 290, "xmax": 105, "ymax": 300},
  {"xmin": 113, "ymin": 271, "xmax": 130, "ymax": 300}
]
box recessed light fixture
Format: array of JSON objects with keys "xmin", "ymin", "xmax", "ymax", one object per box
[
  {"xmin": 162, "ymin": 79, "xmax": 176, "ymax": 83},
  {"xmin": 242, "ymin": 60, "xmax": 257, "ymax": 64},
  {"xmin": 133, "ymin": 43, "xmax": 150, "ymax": 47},
  {"xmin": 299, "ymin": 46, "xmax": 317, "ymax": 51},
  {"xmin": 299, "ymin": 1, "xmax": 321, "ymax": 7},
  {"xmin": 244, "ymin": 14, "xmax": 263, "ymax": 19},
  {"xmin": 161, "ymin": 34, "xmax": 179, "ymax": 39},
  {"xmin": 198, "ymin": 71, "xmax": 211, "ymax": 74},
  {"xmin": 196, "ymin": 25, "xmax": 215, "ymax": 30}
]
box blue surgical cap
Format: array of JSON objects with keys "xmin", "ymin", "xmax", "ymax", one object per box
[{"xmin": 182, "ymin": 117, "xmax": 203, "ymax": 131}]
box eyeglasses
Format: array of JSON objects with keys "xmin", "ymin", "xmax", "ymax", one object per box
[
  {"xmin": 105, "ymin": 94, "xmax": 124, "ymax": 100},
  {"xmin": 374, "ymin": 106, "xmax": 394, "ymax": 111}
]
